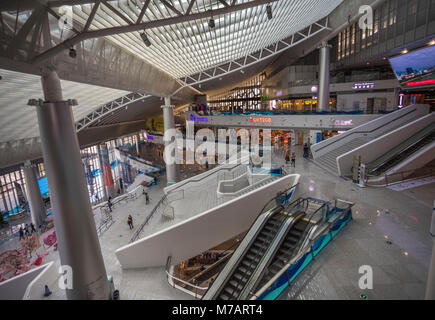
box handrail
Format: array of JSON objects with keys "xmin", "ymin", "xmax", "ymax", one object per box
[
  {"xmin": 130, "ymin": 194, "xmax": 167, "ymax": 243},
  {"xmin": 365, "ymin": 166, "xmax": 435, "ymax": 187},
  {"xmin": 367, "ymin": 127, "xmax": 435, "ymax": 175},
  {"xmin": 312, "ymin": 107, "xmax": 418, "ymax": 153},
  {"xmin": 165, "ymin": 256, "xmax": 209, "ymax": 299},
  {"xmin": 251, "ymin": 201, "xmax": 353, "ymax": 300},
  {"xmin": 165, "ymin": 154, "xmax": 249, "ymax": 193},
  {"xmin": 202, "ymin": 183, "xmax": 299, "ymax": 299},
  {"xmin": 228, "ymin": 197, "xmax": 307, "ymax": 300}
]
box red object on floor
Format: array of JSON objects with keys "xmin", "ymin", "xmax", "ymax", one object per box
[{"xmin": 34, "ymin": 256, "xmax": 42, "ymax": 266}]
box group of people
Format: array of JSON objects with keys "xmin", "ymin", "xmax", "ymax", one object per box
[{"xmin": 18, "ymin": 223, "xmax": 37, "ymax": 240}]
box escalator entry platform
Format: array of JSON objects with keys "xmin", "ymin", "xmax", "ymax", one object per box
[{"xmin": 203, "ymin": 196, "xmax": 353, "ymax": 301}]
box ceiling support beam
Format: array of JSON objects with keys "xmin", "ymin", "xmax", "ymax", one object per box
[{"xmin": 32, "ymin": 0, "xmax": 279, "ymax": 65}]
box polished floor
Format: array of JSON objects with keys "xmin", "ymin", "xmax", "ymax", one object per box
[{"xmin": 1, "ymin": 147, "xmax": 433, "ymax": 300}]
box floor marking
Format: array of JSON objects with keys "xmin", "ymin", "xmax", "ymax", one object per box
[{"xmin": 387, "ymin": 176, "xmax": 435, "ymax": 191}]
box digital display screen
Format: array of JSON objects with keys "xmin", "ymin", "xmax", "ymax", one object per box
[
  {"xmin": 389, "ymin": 45, "xmax": 435, "ymax": 89},
  {"xmin": 38, "ymin": 177, "xmax": 49, "ymax": 197}
]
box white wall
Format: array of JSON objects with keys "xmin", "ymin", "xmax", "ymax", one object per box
[
  {"xmin": 337, "ymin": 91, "xmax": 396, "ymax": 112},
  {"xmin": 23, "ymin": 262, "xmax": 59, "ymax": 300},
  {"xmin": 115, "ymin": 174, "xmax": 300, "ymax": 268},
  {"xmin": 0, "ymin": 263, "xmax": 48, "ymax": 300},
  {"xmin": 337, "ymin": 112, "xmax": 435, "ymax": 176},
  {"xmin": 311, "ymin": 105, "xmax": 430, "ymax": 159}
]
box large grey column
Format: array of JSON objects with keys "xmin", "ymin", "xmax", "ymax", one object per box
[
  {"xmin": 162, "ymin": 97, "xmax": 177, "ymax": 186},
  {"xmin": 36, "ymin": 69, "xmax": 109, "ymax": 300},
  {"xmin": 22, "ymin": 161, "xmax": 46, "ymax": 227},
  {"xmin": 318, "ymin": 41, "xmax": 331, "ymax": 112}
]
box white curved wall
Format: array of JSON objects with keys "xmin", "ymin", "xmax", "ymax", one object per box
[{"xmin": 115, "ymin": 174, "xmax": 300, "ymax": 268}]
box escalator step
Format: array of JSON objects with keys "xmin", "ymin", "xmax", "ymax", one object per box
[{"xmin": 219, "ymin": 293, "xmax": 230, "ymax": 300}]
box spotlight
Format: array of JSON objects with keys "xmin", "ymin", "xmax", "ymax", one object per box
[
  {"xmin": 140, "ymin": 32, "xmax": 152, "ymax": 47},
  {"xmin": 266, "ymin": 4, "xmax": 272, "ymax": 20},
  {"xmin": 208, "ymin": 17, "xmax": 215, "ymax": 29},
  {"xmin": 430, "ymin": 40, "xmax": 435, "ymax": 46},
  {"xmin": 69, "ymin": 47, "xmax": 77, "ymax": 58}
]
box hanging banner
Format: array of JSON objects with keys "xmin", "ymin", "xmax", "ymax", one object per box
[{"xmin": 99, "ymin": 147, "xmax": 114, "ymax": 187}]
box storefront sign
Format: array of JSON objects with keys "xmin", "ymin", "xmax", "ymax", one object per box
[
  {"xmin": 335, "ymin": 120, "xmax": 353, "ymax": 126},
  {"xmin": 352, "ymin": 82, "xmax": 375, "ymax": 90},
  {"xmin": 249, "ymin": 117, "xmax": 272, "ymax": 123},
  {"xmin": 189, "ymin": 114, "xmax": 208, "ymax": 122}
]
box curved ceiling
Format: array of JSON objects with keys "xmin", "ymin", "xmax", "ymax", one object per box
[
  {"xmin": 58, "ymin": 0, "xmax": 343, "ymax": 79},
  {"xmin": 0, "ymin": 69, "xmax": 129, "ymax": 143}
]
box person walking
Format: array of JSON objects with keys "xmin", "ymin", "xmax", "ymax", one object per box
[
  {"xmin": 127, "ymin": 215, "xmax": 134, "ymax": 229},
  {"xmin": 291, "ymin": 152, "xmax": 296, "ymax": 167},
  {"xmin": 285, "ymin": 150, "xmax": 290, "ymax": 165},
  {"xmin": 145, "ymin": 192, "xmax": 150, "ymax": 205},
  {"xmin": 107, "ymin": 196, "xmax": 113, "ymax": 212},
  {"xmin": 24, "ymin": 224, "xmax": 30, "ymax": 237},
  {"xmin": 30, "ymin": 223, "xmax": 36, "ymax": 234},
  {"xmin": 18, "ymin": 226, "xmax": 24, "ymax": 240}
]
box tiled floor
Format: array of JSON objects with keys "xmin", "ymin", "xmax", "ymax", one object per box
[
  {"xmin": 2, "ymin": 147, "xmax": 433, "ymax": 300},
  {"xmin": 275, "ymin": 150, "xmax": 433, "ymax": 300}
]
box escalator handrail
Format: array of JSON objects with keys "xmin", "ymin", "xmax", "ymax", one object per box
[
  {"xmin": 229, "ymin": 205, "xmax": 306, "ymax": 300},
  {"xmin": 367, "ymin": 124, "xmax": 435, "ymax": 174},
  {"xmin": 227, "ymin": 198, "xmax": 309, "ymax": 300},
  {"xmin": 239, "ymin": 211, "xmax": 307, "ymax": 300},
  {"xmin": 369, "ymin": 132, "xmax": 435, "ymax": 175},
  {"xmin": 254, "ymin": 200, "xmax": 328, "ymax": 293},
  {"xmin": 202, "ymin": 184, "xmax": 299, "ymax": 299},
  {"xmin": 251, "ymin": 203, "xmax": 352, "ymax": 300}
]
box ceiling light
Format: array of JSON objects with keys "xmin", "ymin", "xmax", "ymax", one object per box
[
  {"xmin": 266, "ymin": 4, "xmax": 272, "ymax": 20},
  {"xmin": 208, "ymin": 17, "xmax": 215, "ymax": 29},
  {"xmin": 401, "ymin": 49, "xmax": 408, "ymax": 54},
  {"xmin": 430, "ymin": 40, "xmax": 435, "ymax": 46},
  {"xmin": 140, "ymin": 32, "xmax": 152, "ymax": 47},
  {"xmin": 69, "ymin": 47, "xmax": 77, "ymax": 58}
]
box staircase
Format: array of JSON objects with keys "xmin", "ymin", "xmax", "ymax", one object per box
[
  {"xmin": 314, "ymin": 114, "xmax": 424, "ymax": 175},
  {"xmin": 315, "ymin": 138, "xmax": 366, "ymax": 175}
]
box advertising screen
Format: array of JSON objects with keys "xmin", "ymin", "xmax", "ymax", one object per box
[{"xmin": 389, "ymin": 45, "xmax": 435, "ymax": 89}]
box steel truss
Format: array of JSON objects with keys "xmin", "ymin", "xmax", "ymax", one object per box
[
  {"xmin": 175, "ymin": 17, "xmax": 329, "ymax": 93},
  {"xmin": 75, "ymin": 92, "xmax": 151, "ymax": 132}
]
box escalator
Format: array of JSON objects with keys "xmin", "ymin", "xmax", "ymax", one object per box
[
  {"xmin": 254, "ymin": 219, "xmax": 309, "ymax": 291},
  {"xmin": 367, "ymin": 123, "xmax": 435, "ymax": 176},
  {"xmin": 204, "ymin": 198, "xmax": 327, "ymax": 300},
  {"xmin": 215, "ymin": 209, "xmax": 301, "ymax": 300}
]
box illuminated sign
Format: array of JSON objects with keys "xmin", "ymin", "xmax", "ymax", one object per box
[
  {"xmin": 38, "ymin": 177, "xmax": 49, "ymax": 196},
  {"xmin": 406, "ymin": 79, "xmax": 435, "ymax": 87},
  {"xmin": 335, "ymin": 120, "xmax": 353, "ymax": 126},
  {"xmin": 189, "ymin": 114, "xmax": 208, "ymax": 122},
  {"xmin": 249, "ymin": 117, "xmax": 272, "ymax": 123},
  {"xmin": 352, "ymin": 82, "xmax": 375, "ymax": 90},
  {"xmin": 145, "ymin": 135, "xmax": 154, "ymax": 140}
]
